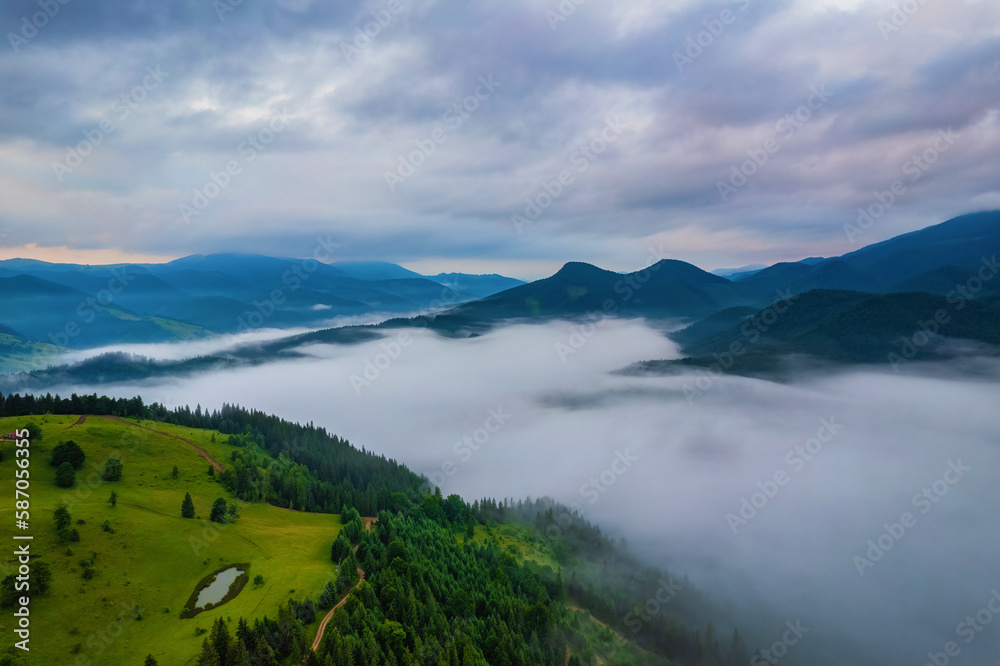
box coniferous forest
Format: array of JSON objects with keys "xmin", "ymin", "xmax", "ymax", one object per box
[{"xmin": 0, "ymin": 391, "xmax": 752, "ymax": 665}]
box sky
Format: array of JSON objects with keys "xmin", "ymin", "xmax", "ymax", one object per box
[{"xmin": 0, "ymin": 0, "xmax": 998, "ymax": 279}]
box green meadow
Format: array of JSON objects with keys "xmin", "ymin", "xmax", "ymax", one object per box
[{"xmin": 0, "ymin": 415, "xmax": 341, "ymax": 665}]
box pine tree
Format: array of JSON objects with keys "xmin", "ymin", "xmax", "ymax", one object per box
[
  {"xmin": 181, "ymin": 492, "xmax": 195, "ymax": 518},
  {"xmin": 196, "ymin": 638, "xmax": 220, "ymax": 666},
  {"xmin": 108, "ymin": 491, "xmax": 117, "ymax": 507},
  {"xmin": 144, "ymin": 656, "xmax": 158, "ymax": 666},
  {"xmin": 210, "ymin": 617, "xmax": 230, "ymax": 661}
]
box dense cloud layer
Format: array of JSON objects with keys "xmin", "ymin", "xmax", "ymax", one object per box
[
  {"xmin": 43, "ymin": 320, "xmax": 1000, "ymax": 665},
  {"xmin": 1, "ymin": 1, "xmax": 999, "ymax": 274}
]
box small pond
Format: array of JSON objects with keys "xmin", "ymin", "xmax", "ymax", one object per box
[{"xmin": 195, "ymin": 566, "xmax": 245, "ymax": 609}]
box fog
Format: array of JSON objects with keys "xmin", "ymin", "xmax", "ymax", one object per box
[{"xmin": 40, "ymin": 320, "xmax": 1000, "ymax": 665}]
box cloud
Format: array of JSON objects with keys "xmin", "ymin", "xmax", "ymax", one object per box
[
  {"xmin": 0, "ymin": 0, "xmax": 998, "ymax": 271},
  {"xmin": 33, "ymin": 319, "xmax": 1000, "ymax": 665}
]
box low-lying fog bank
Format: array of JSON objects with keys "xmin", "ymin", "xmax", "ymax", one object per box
[{"xmin": 34, "ymin": 319, "xmax": 1000, "ymax": 666}]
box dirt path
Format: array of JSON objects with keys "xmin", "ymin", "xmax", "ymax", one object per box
[
  {"xmin": 308, "ymin": 518, "xmax": 376, "ymax": 656},
  {"xmin": 310, "ymin": 567, "xmax": 365, "ymax": 652},
  {"xmin": 64, "ymin": 415, "xmax": 87, "ymax": 429},
  {"xmin": 97, "ymin": 415, "xmax": 225, "ymax": 472}
]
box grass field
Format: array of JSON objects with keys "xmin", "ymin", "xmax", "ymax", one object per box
[
  {"xmin": 465, "ymin": 522, "xmax": 559, "ymax": 570},
  {"xmin": 0, "ymin": 414, "xmax": 342, "ymax": 666}
]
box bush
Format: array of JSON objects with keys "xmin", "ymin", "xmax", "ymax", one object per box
[
  {"xmin": 102, "ymin": 459, "xmax": 123, "ymax": 482},
  {"xmin": 54, "ymin": 504, "xmax": 72, "ymax": 530},
  {"xmin": 210, "ymin": 498, "xmax": 228, "ymax": 523},
  {"xmin": 58, "ymin": 527, "xmax": 80, "ymax": 543},
  {"xmin": 55, "ymin": 462, "xmax": 75, "ymax": 488},
  {"xmin": 50, "ymin": 440, "xmax": 84, "ymax": 469}
]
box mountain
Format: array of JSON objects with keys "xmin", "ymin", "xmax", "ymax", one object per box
[
  {"xmin": 711, "ymin": 264, "xmax": 766, "ymax": 278},
  {"xmin": 652, "ymin": 289, "xmax": 1000, "ymax": 372},
  {"xmin": 0, "ymin": 254, "xmax": 526, "ymax": 349},
  {"xmin": 0, "ymin": 396, "xmax": 756, "ymax": 665},
  {"xmin": 330, "ymin": 260, "xmax": 425, "ymax": 281},
  {"xmin": 0, "ymin": 274, "xmax": 206, "ymax": 350},
  {"xmin": 438, "ymin": 259, "xmax": 747, "ymax": 325},
  {"xmin": 736, "ymin": 211, "xmax": 1000, "ymax": 300},
  {"xmin": 428, "ymin": 272, "xmax": 526, "ymax": 299}
]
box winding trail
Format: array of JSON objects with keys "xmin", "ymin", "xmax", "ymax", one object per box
[
  {"xmin": 67, "ymin": 414, "xmax": 226, "ymax": 472},
  {"xmin": 63, "ymin": 414, "xmax": 226, "ymax": 471},
  {"xmin": 310, "ymin": 567, "xmax": 365, "ymax": 652},
  {"xmin": 308, "ymin": 517, "xmax": 377, "ymax": 656}
]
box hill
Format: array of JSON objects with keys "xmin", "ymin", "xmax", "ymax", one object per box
[
  {"xmin": 0, "ymin": 255, "xmax": 524, "ymax": 354},
  {"xmin": 384, "ymin": 259, "xmax": 749, "ymax": 336},
  {"xmin": 735, "ymin": 211, "xmax": 1000, "ymax": 300},
  {"xmin": 0, "ymin": 395, "xmax": 757, "ymax": 666},
  {"xmin": 628, "ymin": 289, "xmax": 1000, "ymax": 378}
]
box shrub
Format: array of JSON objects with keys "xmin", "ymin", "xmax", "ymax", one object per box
[
  {"xmin": 50, "ymin": 440, "xmax": 85, "ymax": 469},
  {"xmin": 55, "ymin": 462, "xmax": 75, "ymax": 488}
]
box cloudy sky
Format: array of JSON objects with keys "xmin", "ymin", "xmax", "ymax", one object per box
[{"xmin": 1, "ymin": 0, "xmax": 998, "ymax": 279}]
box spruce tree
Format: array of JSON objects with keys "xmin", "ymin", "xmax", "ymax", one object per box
[
  {"xmin": 181, "ymin": 492, "xmax": 195, "ymax": 518},
  {"xmin": 196, "ymin": 637, "xmax": 220, "ymax": 666}
]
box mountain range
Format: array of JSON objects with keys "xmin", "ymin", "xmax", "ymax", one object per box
[
  {"xmin": 2, "ymin": 211, "xmax": 998, "ymax": 378},
  {"xmin": 0, "ymin": 255, "xmax": 523, "ymax": 362}
]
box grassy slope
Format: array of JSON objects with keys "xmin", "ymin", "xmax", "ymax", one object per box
[
  {"xmin": 0, "ymin": 333, "xmax": 66, "ymax": 374},
  {"xmin": 465, "ymin": 522, "xmax": 672, "ymax": 666},
  {"xmin": 0, "ymin": 415, "xmax": 341, "ymax": 666}
]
